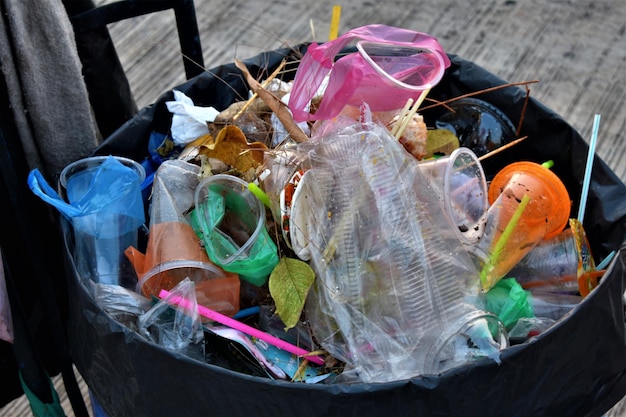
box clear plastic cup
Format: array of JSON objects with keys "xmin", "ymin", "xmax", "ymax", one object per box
[
  {"xmin": 191, "ymin": 174, "xmax": 279, "ymax": 286},
  {"xmin": 59, "ymin": 155, "xmax": 145, "ymax": 201},
  {"xmin": 529, "ymin": 290, "xmax": 583, "ymax": 321},
  {"xmin": 257, "ymin": 143, "xmax": 306, "ymax": 249},
  {"xmin": 423, "ymin": 308, "xmax": 508, "ymax": 374},
  {"xmin": 59, "ymin": 156, "xmax": 145, "ymax": 286},
  {"xmin": 473, "ymin": 161, "xmax": 571, "ymax": 291},
  {"xmin": 509, "ymin": 219, "xmax": 599, "ymax": 297},
  {"xmin": 417, "ymin": 147, "xmax": 489, "ymax": 244}
]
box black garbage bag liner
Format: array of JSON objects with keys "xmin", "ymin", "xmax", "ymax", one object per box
[{"xmin": 66, "ymin": 45, "xmax": 626, "ymax": 417}]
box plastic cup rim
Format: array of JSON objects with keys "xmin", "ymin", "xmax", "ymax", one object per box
[
  {"xmin": 136, "ymin": 259, "xmax": 226, "ymax": 295},
  {"xmin": 194, "ymin": 174, "xmax": 267, "ymax": 265},
  {"xmin": 59, "ymin": 155, "xmax": 146, "ymax": 189}
]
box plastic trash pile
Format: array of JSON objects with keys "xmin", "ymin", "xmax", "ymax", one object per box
[{"xmin": 29, "ymin": 24, "xmax": 607, "ymax": 384}]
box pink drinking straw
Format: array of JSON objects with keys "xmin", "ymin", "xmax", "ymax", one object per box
[{"xmin": 158, "ymin": 289, "xmax": 325, "ymax": 366}]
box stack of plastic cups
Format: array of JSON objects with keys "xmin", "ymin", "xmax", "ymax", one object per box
[
  {"xmin": 126, "ymin": 160, "xmax": 240, "ymax": 316},
  {"xmin": 417, "ymin": 147, "xmax": 489, "ymax": 245},
  {"xmin": 292, "ymin": 123, "xmax": 507, "ymax": 382},
  {"xmin": 472, "ymin": 161, "xmax": 571, "ymax": 292}
]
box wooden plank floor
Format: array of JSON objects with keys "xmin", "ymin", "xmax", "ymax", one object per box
[{"xmin": 2, "ymin": 0, "xmax": 624, "ymax": 416}]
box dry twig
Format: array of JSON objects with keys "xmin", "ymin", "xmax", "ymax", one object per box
[{"xmin": 235, "ymin": 59, "xmax": 309, "ymax": 143}]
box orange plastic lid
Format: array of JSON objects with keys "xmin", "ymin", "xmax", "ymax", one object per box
[{"xmin": 488, "ymin": 161, "xmax": 571, "ymax": 239}]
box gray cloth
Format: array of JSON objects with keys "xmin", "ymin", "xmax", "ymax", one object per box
[
  {"xmin": 0, "ymin": 248, "xmax": 13, "ymax": 344},
  {"xmin": 0, "ymin": 0, "xmax": 99, "ymax": 180}
]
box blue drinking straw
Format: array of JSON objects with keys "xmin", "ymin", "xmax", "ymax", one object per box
[
  {"xmin": 596, "ymin": 250, "xmax": 616, "ymax": 271},
  {"xmin": 577, "ymin": 114, "xmax": 601, "ymax": 223}
]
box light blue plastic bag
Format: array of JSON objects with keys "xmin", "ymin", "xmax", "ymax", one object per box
[{"xmin": 28, "ymin": 156, "xmax": 145, "ymax": 285}]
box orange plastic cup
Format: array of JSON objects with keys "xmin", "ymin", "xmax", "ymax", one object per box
[
  {"xmin": 125, "ymin": 221, "xmax": 240, "ymax": 316},
  {"xmin": 488, "ymin": 162, "xmax": 571, "ymax": 239},
  {"xmin": 476, "ymin": 161, "xmax": 571, "ymax": 291}
]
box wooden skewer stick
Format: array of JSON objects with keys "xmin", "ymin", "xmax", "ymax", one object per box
[
  {"xmin": 478, "ymin": 136, "xmax": 528, "ymax": 161},
  {"xmin": 233, "ymin": 59, "xmax": 287, "ymax": 122},
  {"xmin": 390, "ymin": 98, "xmax": 414, "ymax": 137},
  {"xmin": 393, "ymin": 88, "xmax": 430, "ymax": 140},
  {"xmin": 418, "ymin": 80, "xmax": 539, "ymax": 113}
]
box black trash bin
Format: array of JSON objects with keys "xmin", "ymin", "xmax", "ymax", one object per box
[{"xmin": 64, "ymin": 45, "xmax": 626, "ymax": 417}]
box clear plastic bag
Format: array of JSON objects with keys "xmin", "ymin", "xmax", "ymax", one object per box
[{"xmin": 138, "ymin": 278, "xmax": 205, "ymax": 361}]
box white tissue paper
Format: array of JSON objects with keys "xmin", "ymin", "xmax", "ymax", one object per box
[{"xmin": 166, "ymin": 90, "xmax": 219, "ymax": 146}]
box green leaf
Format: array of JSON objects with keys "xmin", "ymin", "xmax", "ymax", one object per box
[{"xmin": 268, "ymin": 257, "xmax": 316, "ymax": 330}]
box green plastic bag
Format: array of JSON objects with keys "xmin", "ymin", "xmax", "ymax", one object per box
[
  {"xmin": 191, "ymin": 174, "xmax": 279, "ymax": 286},
  {"xmin": 485, "ymin": 277, "xmax": 534, "ymax": 330}
]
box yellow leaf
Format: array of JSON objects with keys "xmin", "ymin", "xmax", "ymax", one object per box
[
  {"xmin": 425, "ymin": 128, "xmax": 460, "ymax": 158},
  {"xmin": 268, "ymin": 257, "xmax": 316, "ymax": 330},
  {"xmin": 198, "ymin": 125, "xmax": 267, "ymax": 172}
]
